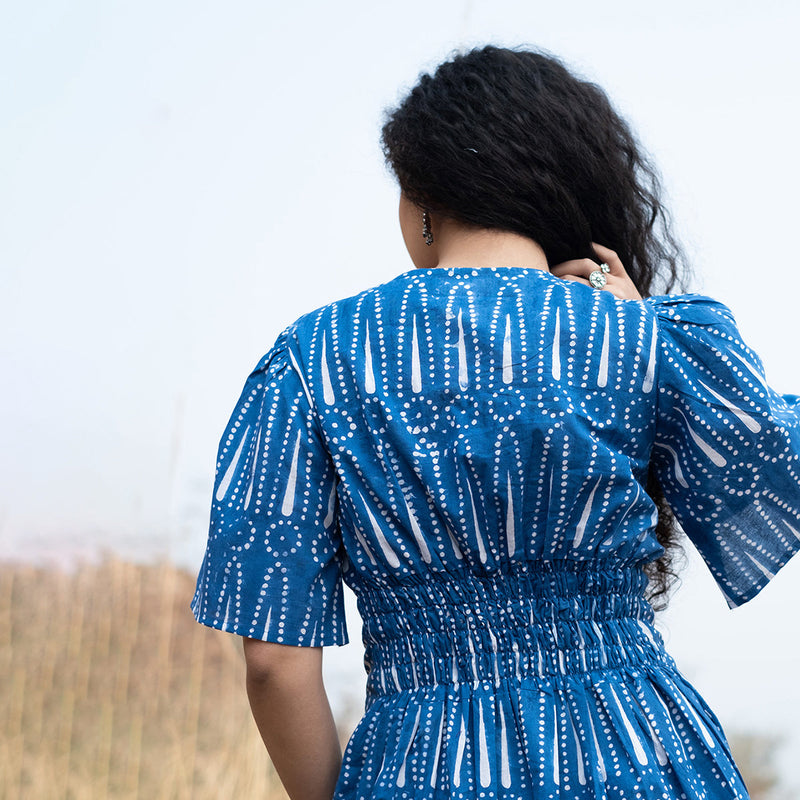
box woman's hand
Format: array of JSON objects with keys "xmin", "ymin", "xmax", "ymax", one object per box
[{"xmin": 550, "ymin": 242, "xmax": 642, "ymax": 301}]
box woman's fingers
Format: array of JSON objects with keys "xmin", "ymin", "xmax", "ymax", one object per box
[
  {"xmin": 590, "ymin": 242, "xmax": 625, "ymax": 275},
  {"xmin": 550, "ymin": 244, "xmax": 643, "ymax": 301},
  {"xmin": 549, "ymin": 258, "xmax": 601, "ymax": 280}
]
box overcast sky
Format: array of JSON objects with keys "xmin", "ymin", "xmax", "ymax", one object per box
[{"xmin": 2, "ymin": 0, "xmax": 799, "ymax": 786}]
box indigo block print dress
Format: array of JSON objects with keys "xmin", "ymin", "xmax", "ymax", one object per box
[{"xmin": 192, "ymin": 266, "xmax": 800, "ymax": 800}]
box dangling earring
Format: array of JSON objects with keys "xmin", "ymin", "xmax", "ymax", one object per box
[{"xmin": 422, "ymin": 209, "xmax": 434, "ymax": 246}]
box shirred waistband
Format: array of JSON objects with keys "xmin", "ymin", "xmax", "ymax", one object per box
[{"xmin": 352, "ymin": 561, "xmax": 673, "ymax": 700}]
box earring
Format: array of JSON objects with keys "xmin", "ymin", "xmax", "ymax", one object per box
[{"xmin": 422, "ymin": 209, "xmax": 434, "ymax": 246}]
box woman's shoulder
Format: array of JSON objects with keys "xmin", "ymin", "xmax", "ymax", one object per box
[
  {"xmin": 641, "ymin": 292, "xmax": 751, "ymax": 368},
  {"xmin": 643, "ymin": 292, "xmax": 737, "ymax": 327},
  {"xmin": 275, "ymin": 281, "xmax": 388, "ymax": 343},
  {"xmin": 279, "ymin": 281, "xmax": 743, "ymax": 354},
  {"xmin": 257, "ymin": 277, "xmax": 410, "ymax": 375}
]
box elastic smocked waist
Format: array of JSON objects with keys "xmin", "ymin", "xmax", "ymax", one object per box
[{"xmin": 352, "ymin": 561, "xmax": 672, "ymax": 699}]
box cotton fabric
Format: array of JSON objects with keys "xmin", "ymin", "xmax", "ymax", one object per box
[{"xmin": 192, "ymin": 266, "xmax": 800, "ymax": 800}]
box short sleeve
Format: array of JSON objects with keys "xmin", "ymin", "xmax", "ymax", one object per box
[
  {"xmin": 191, "ymin": 325, "xmax": 349, "ymax": 645},
  {"xmin": 647, "ymin": 294, "xmax": 800, "ymax": 608}
]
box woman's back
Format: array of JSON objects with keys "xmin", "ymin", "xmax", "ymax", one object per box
[
  {"xmin": 291, "ymin": 265, "xmax": 660, "ymax": 575},
  {"xmin": 193, "ymin": 264, "xmax": 800, "ymax": 798}
]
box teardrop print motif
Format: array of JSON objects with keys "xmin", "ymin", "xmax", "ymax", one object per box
[
  {"xmin": 653, "ymin": 442, "xmax": 690, "ymax": 488},
  {"xmin": 395, "ymin": 705, "xmax": 421, "ymax": 787},
  {"xmin": 453, "ymin": 714, "xmax": 467, "ymax": 788},
  {"xmin": 674, "ymin": 408, "xmax": 727, "ymax": 467},
  {"xmin": 606, "ymin": 684, "xmax": 648, "ymax": 766},
  {"xmin": 323, "ymin": 480, "xmax": 337, "ymax": 528},
  {"xmin": 598, "ymin": 312, "xmax": 610, "ymax": 388},
  {"xmin": 566, "ymin": 707, "xmax": 587, "ymax": 785},
  {"xmin": 642, "ymin": 322, "xmax": 657, "ymax": 393},
  {"xmin": 457, "ymin": 307, "xmax": 469, "ymax": 391},
  {"xmin": 465, "ymin": 472, "xmax": 489, "ymax": 563},
  {"xmin": 364, "ymin": 317, "xmax": 376, "ymax": 394},
  {"xmin": 584, "ymin": 704, "xmax": 607, "ymax": 782},
  {"xmin": 359, "ymin": 491, "xmax": 401, "ymax": 568},
  {"xmin": 497, "ymin": 698, "xmax": 512, "ymax": 789},
  {"xmin": 215, "ymin": 424, "xmax": 250, "ymax": 502},
  {"xmin": 502, "ymin": 313, "xmax": 513, "ymax": 384},
  {"xmin": 403, "ymin": 493, "xmax": 432, "ymax": 563},
  {"xmin": 280, "ymin": 429, "xmax": 301, "ymax": 516},
  {"xmin": 243, "ymin": 425, "xmax": 262, "ymax": 511},
  {"xmin": 505, "ymin": 470, "xmax": 516, "ymax": 558},
  {"xmin": 320, "ymin": 331, "xmax": 335, "ymax": 406},
  {"xmin": 411, "ymin": 313, "xmax": 422, "ymax": 392},
  {"xmin": 552, "ymin": 306, "xmax": 561, "ymax": 380},
  {"xmin": 572, "ymin": 477, "xmax": 602, "ymax": 549},
  {"xmin": 697, "ymin": 378, "xmax": 761, "ymax": 432},
  {"xmin": 477, "ymin": 697, "xmax": 491, "ymax": 788},
  {"xmin": 429, "ymin": 706, "xmax": 446, "ymax": 789},
  {"xmin": 783, "ymin": 519, "xmax": 800, "ymax": 542}
]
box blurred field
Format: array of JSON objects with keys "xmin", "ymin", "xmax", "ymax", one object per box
[
  {"xmin": 0, "ymin": 558, "xmax": 791, "ymax": 800},
  {"xmin": 0, "ymin": 558, "xmax": 300, "ymax": 800}
]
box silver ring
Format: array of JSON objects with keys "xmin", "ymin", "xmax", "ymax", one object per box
[
  {"xmin": 589, "ymin": 269, "xmax": 607, "ymax": 289},
  {"xmin": 599, "ymin": 262, "xmax": 610, "ymax": 274}
]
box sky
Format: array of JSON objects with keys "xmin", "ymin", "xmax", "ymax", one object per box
[{"xmin": 2, "ymin": 0, "xmax": 799, "ymax": 786}]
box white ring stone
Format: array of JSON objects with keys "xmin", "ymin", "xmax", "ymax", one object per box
[{"xmin": 589, "ymin": 270, "xmax": 608, "ymax": 289}]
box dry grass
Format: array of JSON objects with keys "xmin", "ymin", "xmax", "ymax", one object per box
[
  {"xmin": 0, "ymin": 558, "xmax": 294, "ymax": 800},
  {"xmin": 0, "ymin": 558, "xmax": 791, "ymax": 799}
]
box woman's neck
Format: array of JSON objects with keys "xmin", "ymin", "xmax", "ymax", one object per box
[{"xmin": 432, "ymin": 220, "xmax": 550, "ymax": 272}]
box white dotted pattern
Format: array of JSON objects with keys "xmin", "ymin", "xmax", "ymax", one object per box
[{"xmin": 192, "ymin": 266, "xmax": 800, "ymax": 799}]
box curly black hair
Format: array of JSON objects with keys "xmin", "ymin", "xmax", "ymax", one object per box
[{"xmin": 381, "ymin": 44, "xmax": 691, "ymax": 609}]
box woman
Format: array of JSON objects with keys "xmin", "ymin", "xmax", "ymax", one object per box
[{"xmin": 191, "ymin": 46, "xmax": 800, "ymax": 799}]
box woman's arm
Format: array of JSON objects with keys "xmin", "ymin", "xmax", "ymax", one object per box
[{"xmin": 243, "ymin": 637, "xmax": 342, "ymax": 800}]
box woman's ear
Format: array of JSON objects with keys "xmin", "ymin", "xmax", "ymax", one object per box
[{"xmin": 398, "ymin": 192, "xmax": 439, "ymax": 269}]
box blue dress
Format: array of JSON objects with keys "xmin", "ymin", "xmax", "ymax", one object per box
[{"xmin": 192, "ymin": 266, "xmax": 800, "ymax": 800}]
